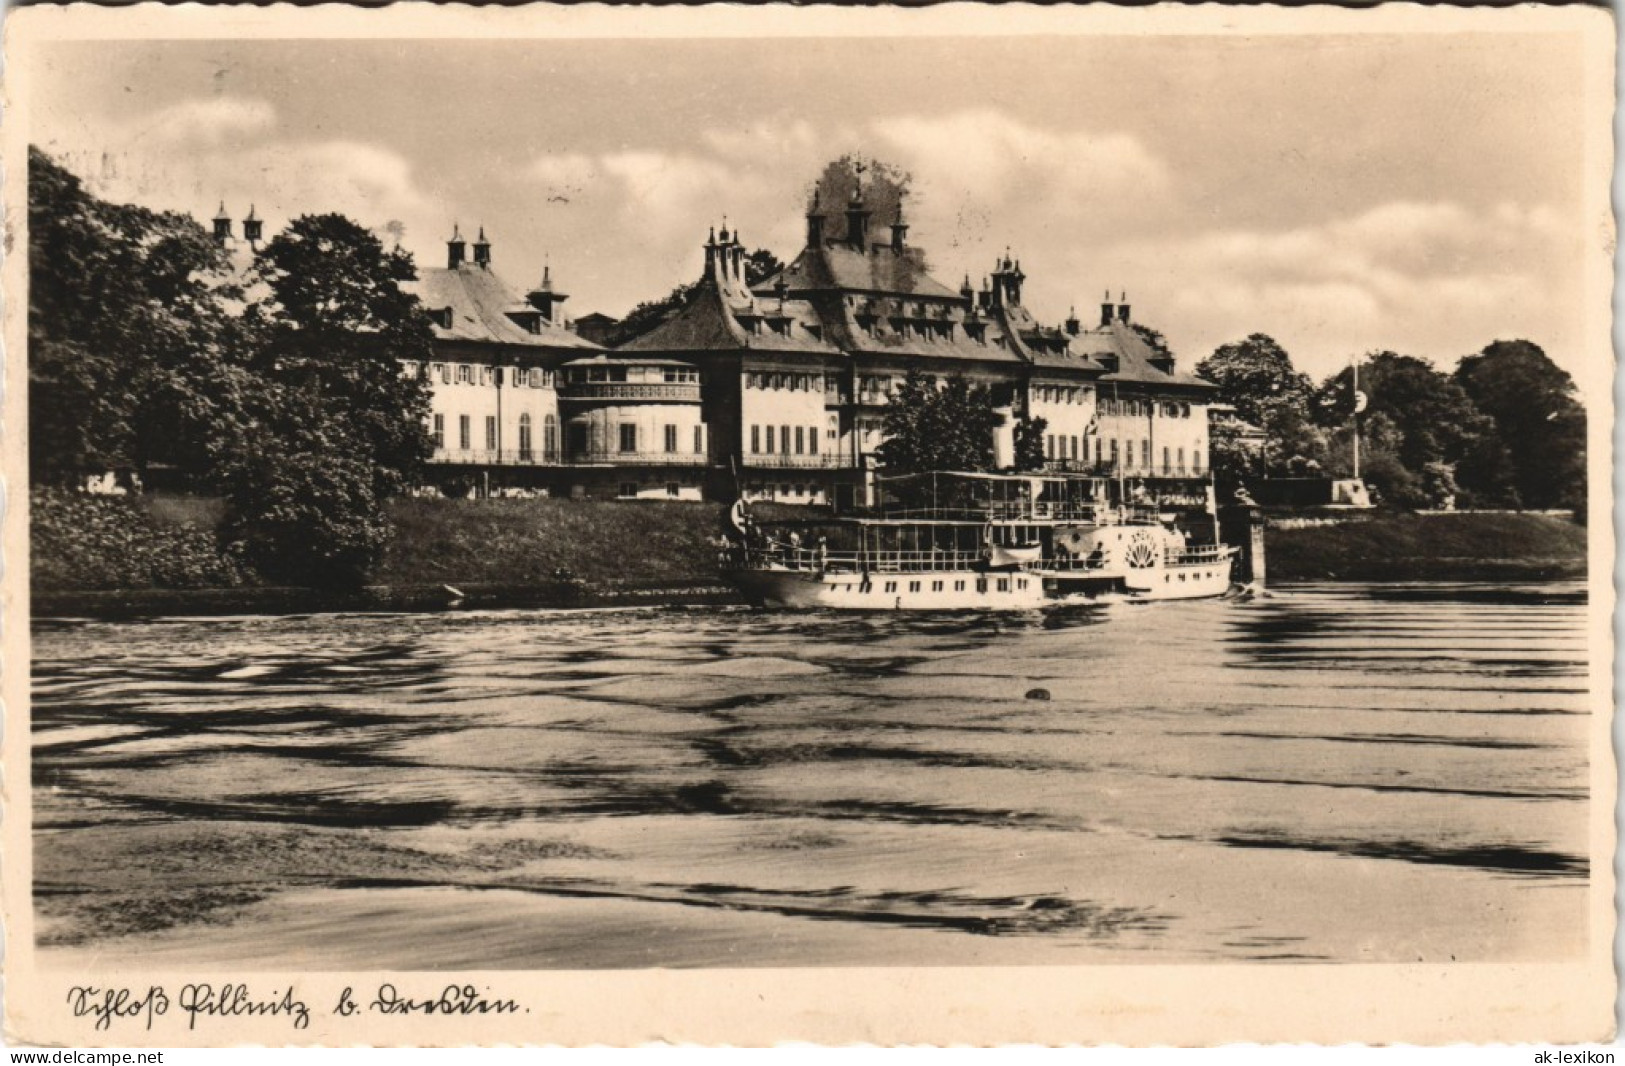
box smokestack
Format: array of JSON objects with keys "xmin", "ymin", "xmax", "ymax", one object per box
[
  {"xmin": 806, "ymin": 191, "xmax": 825, "ymax": 248},
  {"xmin": 1100, "ymin": 290, "xmax": 1114, "ymax": 328},
  {"xmin": 1065, "ymin": 306, "xmax": 1080, "ymax": 336},
  {"xmin": 447, "ymin": 224, "xmax": 466, "ymax": 269},
  {"xmin": 845, "ymin": 187, "xmax": 871, "ymax": 250},
  {"xmin": 1117, "ymin": 291, "xmax": 1131, "ymax": 323},
  {"xmin": 473, "ymin": 226, "xmax": 491, "ymax": 269}
]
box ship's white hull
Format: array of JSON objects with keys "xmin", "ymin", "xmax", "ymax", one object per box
[
  {"xmin": 731, "ymin": 567, "xmax": 1049, "ymax": 610},
  {"xmin": 730, "ymin": 554, "xmax": 1237, "ymax": 611}
]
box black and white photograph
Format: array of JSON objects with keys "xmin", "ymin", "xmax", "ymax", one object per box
[{"xmin": 3, "ymin": 2, "xmax": 1615, "ymax": 1047}]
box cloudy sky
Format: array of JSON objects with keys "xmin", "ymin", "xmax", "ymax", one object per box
[{"xmin": 25, "ymin": 23, "xmax": 1601, "ymax": 382}]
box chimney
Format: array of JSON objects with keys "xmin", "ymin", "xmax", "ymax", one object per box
[
  {"xmin": 526, "ymin": 261, "xmax": 567, "ymax": 322},
  {"xmin": 806, "ymin": 191, "xmax": 825, "ymax": 248},
  {"xmin": 704, "ymin": 226, "xmax": 718, "ymax": 274},
  {"xmin": 242, "ymin": 205, "xmax": 263, "ymax": 248},
  {"xmin": 960, "ymin": 274, "xmax": 975, "ymax": 305},
  {"xmin": 890, "ymin": 199, "xmax": 909, "ymax": 253},
  {"xmin": 473, "ymin": 226, "xmax": 491, "ymax": 269},
  {"xmin": 845, "ymin": 187, "xmax": 871, "ymax": 251},
  {"xmin": 447, "ymin": 224, "xmax": 467, "ymax": 270},
  {"xmin": 1117, "ymin": 291, "xmax": 1131, "ymax": 324},
  {"xmin": 1065, "ymin": 306, "xmax": 1080, "ymax": 336},
  {"xmin": 1100, "ymin": 290, "xmax": 1114, "ymax": 328},
  {"xmin": 212, "ymin": 202, "xmax": 232, "ymax": 244}
]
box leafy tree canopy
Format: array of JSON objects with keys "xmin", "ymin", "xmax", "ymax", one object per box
[
  {"xmin": 1195, "ymin": 333, "xmax": 1313, "ymax": 428},
  {"xmin": 28, "ymin": 146, "xmax": 240, "ymax": 485},
  {"xmin": 1012, "ymin": 415, "xmax": 1049, "ymax": 473},
  {"xmin": 1454, "ymin": 339, "xmax": 1585, "ymax": 510},
  {"xmin": 876, "ymin": 369, "xmax": 1000, "ymax": 477}
]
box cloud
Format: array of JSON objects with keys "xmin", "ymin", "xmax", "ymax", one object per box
[
  {"xmin": 138, "ymin": 96, "xmax": 279, "ymax": 148},
  {"xmin": 1066, "ymin": 198, "xmax": 1580, "ymax": 378}
]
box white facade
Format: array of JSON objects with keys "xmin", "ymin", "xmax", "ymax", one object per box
[{"xmin": 409, "ymin": 359, "xmax": 561, "ymax": 466}]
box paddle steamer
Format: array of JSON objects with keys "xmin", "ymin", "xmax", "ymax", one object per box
[{"xmin": 725, "ymin": 471, "xmax": 1238, "ymax": 610}]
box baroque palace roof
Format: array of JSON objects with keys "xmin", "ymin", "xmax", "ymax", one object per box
[{"xmin": 617, "ymin": 191, "xmax": 1211, "ymax": 392}]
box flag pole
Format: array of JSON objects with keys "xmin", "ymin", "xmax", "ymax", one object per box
[{"xmin": 1351, "ymin": 355, "xmax": 1361, "ymax": 480}]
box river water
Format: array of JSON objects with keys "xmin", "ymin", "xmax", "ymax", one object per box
[{"xmin": 32, "ymin": 582, "xmax": 1591, "ymax": 969}]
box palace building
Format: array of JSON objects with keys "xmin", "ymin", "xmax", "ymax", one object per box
[{"xmin": 212, "ymin": 192, "xmax": 1217, "ymax": 508}]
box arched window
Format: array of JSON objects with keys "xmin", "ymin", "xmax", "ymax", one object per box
[
  {"xmin": 543, "ymin": 414, "xmax": 559, "ymax": 462},
  {"xmin": 519, "ymin": 413, "xmax": 533, "ymax": 461}
]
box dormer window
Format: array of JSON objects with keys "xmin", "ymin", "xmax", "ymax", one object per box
[{"xmin": 433, "ymin": 307, "xmax": 455, "ymax": 330}]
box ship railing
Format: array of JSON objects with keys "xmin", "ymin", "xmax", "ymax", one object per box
[
  {"xmin": 740, "ymin": 548, "xmax": 1033, "ymax": 574},
  {"xmin": 1168, "ymin": 544, "xmax": 1233, "ymax": 565}
]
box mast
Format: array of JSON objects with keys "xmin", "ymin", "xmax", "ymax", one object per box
[{"xmin": 1351, "ymin": 355, "xmax": 1361, "ymax": 480}]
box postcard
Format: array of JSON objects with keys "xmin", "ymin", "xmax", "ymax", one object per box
[{"xmin": 3, "ymin": 1, "xmax": 1615, "ymax": 1046}]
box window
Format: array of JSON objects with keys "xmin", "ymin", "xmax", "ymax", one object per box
[
  {"xmin": 666, "ymin": 482, "xmax": 680, "ymax": 498},
  {"xmin": 513, "ymin": 367, "xmax": 528, "ymax": 388},
  {"xmin": 751, "ymin": 425, "xmax": 761, "ymax": 454},
  {"xmin": 932, "ymin": 580, "xmax": 944, "ymax": 592},
  {"xmin": 618, "ymin": 482, "xmax": 638, "ymax": 498},
  {"xmin": 1194, "ymin": 449, "xmax": 1204, "ymax": 475},
  {"xmin": 664, "ymin": 424, "xmax": 678, "ymax": 453},
  {"xmin": 884, "ymin": 581, "xmax": 898, "ymax": 594},
  {"xmin": 782, "ymin": 425, "xmax": 791, "ymax": 455},
  {"xmin": 1110, "ymin": 439, "xmax": 1119, "ymax": 466},
  {"xmin": 997, "ymin": 578, "xmax": 1010, "ymax": 592},
  {"xmin": 1178, "ymin": 447, "xmax": 1185, "ymax": 473},
  {"xmin": 457, "ymin": 364, "xmax": 473, "ymax": 385},
  {"xmin": 765, "ymin": 426, "xmax": 776, "ymax": 454},
  {"xmin": 794, "ymin": 426, "xmax": 805, "ymax": 455},
  {"xmin": 976, "ymin": 579, "xmax": 988, "ymax": 593},
  {"xmin": 481, "ymin": 367, "xmax": 494, "ymax": 386},
  {"xmin": 909, "ymin": 581, "xmax": 922, "ymax": 593},
  {"xmin": 402, "ymin": 361, "xmax": 419, "ymax": 378},
  {"xmin": 954, "ymin": 580, "xmax": 965, "ymax": 592},
  {"xmin": 808, "ymin": 426, "xmax": 818, "ymax": 455},
  {"xmin": 543, "ymin": 415, "xmax": 558, "ymax": 461},
  {"xmin": 485, "ymin": 416, "xmax": 498, "ymax": 452},
  {"xmin": 458, "ymin": 415, "xmax": 471, "ymax": 450},
  {"xmin": 694, "ymin": 425, "xmax": 704, "ymax": 454},
  {"xmin": 1142, "ymin": 440, "xmax": 1151, "ymax": 468},
  {"xmin": 1162, "ymin": 446, "xmax": 1170, "ymax": 474},
  {"xmin": 437, "ymin": 363, "xmax": 450, "ymax": 384},
  {"xmin": 1070, "ymin": 436, "xmax": 1079, "ymax": 460},
  {"xmin": 432, "ymin": 414, "xmax": 445, "ymax": 449},
  {"xmin": 567, "ymin": 422, "xmax": 589, "ymax": 457},
  {"xmin": 518, "ymin": 414, "xmax": 533, "ymax": 460},
  {"xmin": 619, "ymin": 424, "xmax": 638, "ymax": 453}
]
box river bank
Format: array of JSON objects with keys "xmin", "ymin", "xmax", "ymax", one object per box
[
  {"xmin": 1264, "ymin": 510, "xmax": 1587, "ymax": 583},
  {"xmin": 28, "ymin": 492, "xmax": 1586, "ymax": 618}
]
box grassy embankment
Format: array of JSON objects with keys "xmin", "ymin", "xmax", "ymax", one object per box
[
  {"xmin": 1265, "ymin": 511, "xmax": 1588, "ymax": 582},
  {"xmin": 30, "ymin": 492, "xmax": 734, "ymax": 616},
  {"xmin": 30, "ymin": 491, "xmax": 1589, "ymax": 616}
]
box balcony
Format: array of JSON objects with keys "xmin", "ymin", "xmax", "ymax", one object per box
[
  {"xmin": 565, "ymin": 450, "xmax": 711, "ymax": 467},
  {"xmin": 558, "ymin": 382, "xmax": 701, "ymax": 403},
  {"xmin": 1043, "ymin": 460, "xmax": 1118, "ymax": 477},
  {"xmin": 429, "ymin": 448, "xmax": 562, "ymax": 466},
  {"xmin": 741, "ymin": 453, "xmax": 852, "ymax": 470}
]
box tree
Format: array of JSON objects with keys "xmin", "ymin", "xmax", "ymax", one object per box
[
  {"xmin": 745, "ymin": 248, "xmax": 784, "ymax": 287},
  {"xmin": 1013, "ymin": 415, "xmax": 1049, "ymax": 472},
  {"xmin": 1454, "ymin": 340, "xmax": 1585, "ymax": 511},
  {"xmin": 875, "ymin": 369, "xmax": 1000, "ymax": 476},
  {"xmin": 28, "ymin": 146, "xmax": 241, "ymax": 486},
  {"xmin": 808, "ymin": 155, "xmax": 916, "ymax": 255},
  {"xmin": 609, "ymin": 246, "xmax": 783, "ymax": 346},
  {"xmin": 219, "ymin": 213, "xmax": 435, "ymax": 586},
  {"xmin": 1316, "ymin": 352, "xmax": 1497, "ymax": 508},
  {"xmin": 1196, "ymin": 334, "xmax": 1326, "ymax": 478}
]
